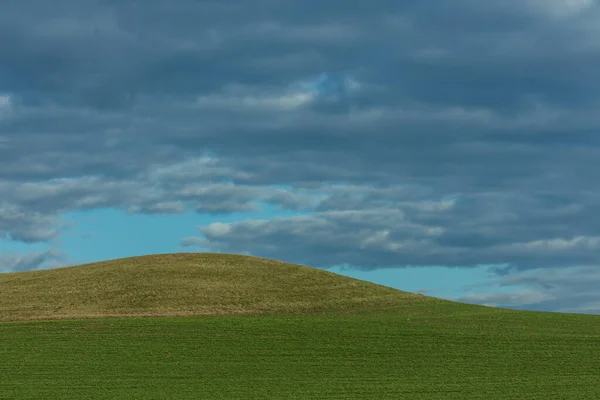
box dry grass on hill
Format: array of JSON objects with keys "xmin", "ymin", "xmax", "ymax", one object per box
[{"xmin": 0, "ymin": 253, "xmax": 431, "ymax": 322}]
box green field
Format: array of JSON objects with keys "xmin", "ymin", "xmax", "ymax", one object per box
[{"xmin": 1, "ymin": 253, "xmax": 599, "ymax": 399}]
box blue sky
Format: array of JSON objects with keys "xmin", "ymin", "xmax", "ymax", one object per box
[{"xmin": 2, "ymin": 0, "xmax": 600, "ymax": 314}]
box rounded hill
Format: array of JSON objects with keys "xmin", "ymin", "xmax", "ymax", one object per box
[{"xmin": 0, "ymin": 253, "xmax": 431, "ymax": 321}]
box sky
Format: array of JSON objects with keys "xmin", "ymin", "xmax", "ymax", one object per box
[{"xmin": 1, "ymin": 0, "xmax": 600, "ymax": 315}]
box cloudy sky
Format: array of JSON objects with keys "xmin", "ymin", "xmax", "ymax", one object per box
[{"xmin": 1, "ymin": 0, "xmax": 600, "ymax": 314}]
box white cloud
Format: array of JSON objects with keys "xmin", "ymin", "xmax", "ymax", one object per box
[
  {"xmin": 0, "ymin": 249, "xmax": 65, "ymax": 272},
  {"xmin": 0, "ymin": 94, "xmax": 10, "ymax": 107},
  {"xmin": 454, "ymin": 290, "xmax": 556, "ymax": 307},
  {"xmin": 528, "ymin": 0, "xmax": 595, "ymax": 17},
  {"xmin": 557, "ymin": 301, "xmax": 600, "ymax": 314},
  {"xmin": 0, "ymin": 94, "xmax": 12, "ymax": 118},
  {"xmin": 203, "ymin": 222, "xmax": 231, "ymax": 236},
  {"xmin": 509, "ymin": 235, "xmax": 600, "ymax": 251},
  {"xmin": 194, "ymin": 84, "xmax": 315, "ymax": 111},
  {"xmin": 458, "ymin": 266, "xmax": 600, "ymax": 313}
]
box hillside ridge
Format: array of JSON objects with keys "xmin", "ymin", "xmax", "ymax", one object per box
[{"xmin": 0, "ymin": 252, "xmax": 432, "ymax": 322}]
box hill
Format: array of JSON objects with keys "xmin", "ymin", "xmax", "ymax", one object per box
[
  {"xmin": 1, "ymin": 252, "xmax": 599, "ymax": 398},
  {"xmin": 0, "ymin": 252, "xmax": 431, "ymax": 321}
]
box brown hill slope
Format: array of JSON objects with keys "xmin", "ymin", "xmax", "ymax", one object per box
[{"xmin": 0, "ymin": 253, "xmax": 432, "ymax": 321}]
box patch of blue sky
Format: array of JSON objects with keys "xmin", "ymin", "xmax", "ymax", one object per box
[
  {"xmin": 0, "ymin": 239, "xmax": 51, "ymax": 253},
  {"xmin": 328, "ymin": 263, "xmax": 530, "ymax": 300},
  {"xmin": 59, "ymin": 201, "xmax": 314, "ymax": 266}
]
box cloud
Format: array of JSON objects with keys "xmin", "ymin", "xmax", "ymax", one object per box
[
  {"xmin": 0, "ymin": 157, "xmax": 323, "ymax": 239},
  {"xmin": 0, "ymin": 249, "xmax": 65, "ymax": 272},
  {"xmin": 193, "ymin": 83, "xmax": 317, "ymax": 112},
  {"xmin": 453, "ymin": 290, "xmax": 557, "ymax": 308},
  {"xmin": 0, "ymin": 203, "xmax": 61, "ymax": 242},
  {"xmin": 181, "ymin": 187, "xmax": 600, "ymax": 269},
  {"xmin": 1, "ymin": 0, "xmax": 600, "ymax": 285},
  {"xmin": 528, "ymin": 0, "xmax": 595, "ymax": 18},
  {"xmin": 0, "ymin": 93, "xmax": 12, "ymax": 115},
  {"xmin": 451, "ymin": 266, "xmax": 600, "ymax": 314}
]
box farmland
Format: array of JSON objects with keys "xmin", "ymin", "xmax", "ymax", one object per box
[{"xmin": 1, "ymin": 253, "xmax": 599, "ymax": 399}]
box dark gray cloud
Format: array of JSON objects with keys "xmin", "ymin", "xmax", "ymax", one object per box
[{"xmin": 2, "ymin": 0, "xmax": 600, "ymax": 291}]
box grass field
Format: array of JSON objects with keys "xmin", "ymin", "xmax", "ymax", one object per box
[{"xmin": 1, "ymin": 253, "xmax": 599, "ymax": 399}]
